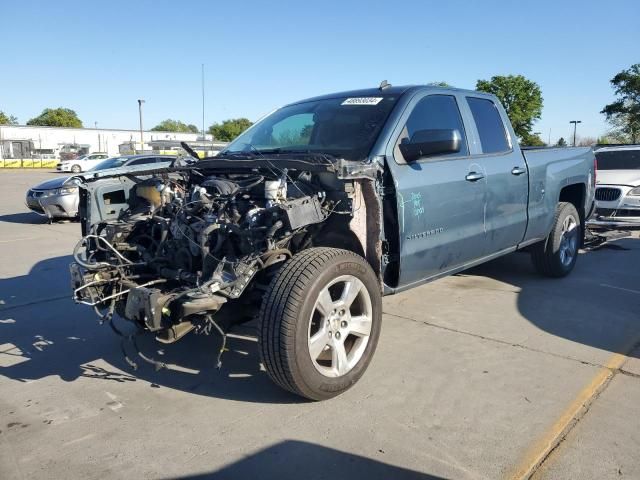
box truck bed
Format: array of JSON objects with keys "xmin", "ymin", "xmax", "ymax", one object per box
[{"xmin": 521, "ymin": 146, "xmax": 595, "ymax": 243}]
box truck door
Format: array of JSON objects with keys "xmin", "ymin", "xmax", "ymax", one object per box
[
  {"xmin": 387, "ymin": 93, "xmax": 487, "ymax": 286},
  {"xmin": 465, "ymin": 96, "xmax": 528, "ymax": 253}
]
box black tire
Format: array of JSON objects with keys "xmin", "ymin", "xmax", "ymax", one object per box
[
  {"xmin": 259, "ymin": 247, "xmax": 382, "ymax": 401},
  {"xmin": 531, "ymin": 202, "xmax": 581, "ymax": 278},
  {"xmin": 71, "ymin": 165, "xmax": 81, "ymax": 173}
]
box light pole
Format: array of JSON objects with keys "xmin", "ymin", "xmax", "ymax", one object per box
[
  {"xmin": 569, "ymin": 120, "xmax": 582, "ymax": 147},
  {"xmin": 138, "ymin": 99, "xmax": 145, "ymax": 152}
]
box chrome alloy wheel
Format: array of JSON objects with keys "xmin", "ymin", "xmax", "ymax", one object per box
[
  {"xmin": 559, "ymin": 214, "xmax": 578, "ymax": 266},
  {"xmin": 307, "ymin": 275, "xmax": 373, "ymax": 378}
]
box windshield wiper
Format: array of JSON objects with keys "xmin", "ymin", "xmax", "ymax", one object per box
[
  {"xmin": 215, "ymin": 151, "xmax": 260, "ymax": 159},
  {"xmin": 218, "ymin": 146, "xmax": 337, "ymax": 166},
  {"xmin": 253, "ymin": 148, "xmax": 338, "ymax": 161},
  {"xmin": 217, "ymin": 144, "xmax": 271, "ymax": 159}
]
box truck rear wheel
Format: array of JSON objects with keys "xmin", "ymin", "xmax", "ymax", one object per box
[
  {"xmin": 259, "ymin": 247, "xmax": 382, "ymax": 400},
  {"xmin": 531, "ymin": 202, "xmax": 581, "ymax": 277}
]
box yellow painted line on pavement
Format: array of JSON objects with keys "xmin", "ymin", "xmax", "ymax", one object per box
[{"xmin": 510, "ymin": 336, "xmax": 639, "ymax": 480}]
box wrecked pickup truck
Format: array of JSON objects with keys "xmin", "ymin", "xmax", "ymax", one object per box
[{"xmin": 71, "ymin": 85, "xmax": 596, "ymax": 400}]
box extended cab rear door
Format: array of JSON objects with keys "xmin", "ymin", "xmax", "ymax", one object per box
[
  {"xmin": 386, "ymin": 92, "xmax": 487, "ymax": 286},
  {"xmin": 464, "ymin": 95, "xmax": 528, "ymax": 253}
]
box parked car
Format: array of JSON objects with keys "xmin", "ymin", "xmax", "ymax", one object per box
[
  {"xmin": 70, "ymin": 85, "xmax": 595, "ymax": 400},
  {"xmin": 587, "ymin": 145, "xmax": 640, "ymax": 229},
  {"xmin": 27, "ymin": 155, "xmax": 177, "ymax": 220},
  {"xmin": 56, "ymin": 152, "xmax": 109, "ymax": 173}
]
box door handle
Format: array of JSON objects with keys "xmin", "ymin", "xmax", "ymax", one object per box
[
  {"xmin": 465, "ymin": 172, "xmax": 485, "ymax": 182},
  {"xmin": 511, "ymin": 166, "xmax": 527, "ymax": 176}
]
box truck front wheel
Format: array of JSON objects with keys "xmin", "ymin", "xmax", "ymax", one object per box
[
  {"xmin": 259, "ymin": 247, "xmax": 382, "ymax": 400},
  {"xmin": 531, "ymin": 202, "xmax": 581, "ymax": 277}
]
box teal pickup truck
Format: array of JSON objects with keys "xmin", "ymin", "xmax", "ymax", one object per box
[{"xmin": 71, "ymin": 84, "xmax": 596, "ymax": 400}]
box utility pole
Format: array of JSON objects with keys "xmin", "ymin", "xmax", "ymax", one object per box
[
  {"xmin": 95, "ymin": 121, "xmax": 101, "ymax": 152},
  {"xmin": 138, "ymin": 99, "xmax": 145, "ymax": 153},
  {"xmin": 569, "ymin": 120, "xmax": 581, "ymax": 147},
  {"xmin": 201, "ymin": 63, "xmax": 205, "ymax": 141}
]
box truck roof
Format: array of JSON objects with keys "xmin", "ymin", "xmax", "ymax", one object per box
[{"xmin": 287, "ymin": 85, "xmax": 493, "ymax": 106}]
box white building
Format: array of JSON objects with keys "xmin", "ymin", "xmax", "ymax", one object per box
[{"xmin": 0, "ymin": 124, "xmax": 218, "ymax": 159}]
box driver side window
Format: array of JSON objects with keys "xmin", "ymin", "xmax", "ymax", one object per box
[{"xmin": 395, "ymin": 95, "xmax": 469, "ymax": 162}]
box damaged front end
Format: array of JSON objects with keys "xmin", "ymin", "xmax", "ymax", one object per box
[{"xmin": 70, "ymin": 158, "xmax": 384, "ymax": 368}]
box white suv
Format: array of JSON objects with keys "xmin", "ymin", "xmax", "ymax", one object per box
[
  {"xmin": 57, "ymin": 153, "xmax": 109, "ymax": 173},
  {"xmin": 588, "ymin": 145, "xmax": 640, "ymax": 228}
]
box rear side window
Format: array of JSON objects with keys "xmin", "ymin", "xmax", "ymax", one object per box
[
  {"xmin": 399, "ymin": 95, "xmax": 469, "ymax": 158},
  {"xmin": 466, "ymin": 97, "xmax": 510, "ymax": 154}
]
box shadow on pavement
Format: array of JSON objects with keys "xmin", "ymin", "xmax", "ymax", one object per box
[
  {"xmin": 166, "ymin": 440, "xmax": 446, "ymax": 480},
  {"xmin": 0, "ymin": 255, "xmax": 299, "ymax": 404},
  {"xmin": 0, "ymin": 212, "xmax": 50, "ymax": 224},
  {"xmin": 1, "ymin": 237, "xmax": 639, "ymax": 405},
  {"xmin": 460, "ymin": 235, "xmax": 640, "ymax": 358}
]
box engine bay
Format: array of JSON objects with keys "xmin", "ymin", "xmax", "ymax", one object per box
[{"xmin": 70, "ymin": 160, "xmax": 378, "ymax": 361}]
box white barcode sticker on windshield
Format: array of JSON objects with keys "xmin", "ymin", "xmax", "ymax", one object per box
[{"xmin": 341, "ymin": 97, "xmax": 383, "ymax": 105}]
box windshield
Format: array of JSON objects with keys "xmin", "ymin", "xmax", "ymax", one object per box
[
  {"xmin": 595, "ymin": 150, "xmax": 640, "ymax": 170},
  {"xmin": 90, "ymin": 157, "xmax": 128, "ymax": 171},
  {"xmin": 222, "ymin": 95, "xmax": 399, "ymax": 161}
]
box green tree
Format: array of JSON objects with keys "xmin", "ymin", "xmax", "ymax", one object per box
[
  {"xmin": 0, "ymin": 110, "xmax": 18, "ymax": 125},
  {"xmin": 208, "ymin": 118, "xmax": 253, "ymax": 142},
  {"xmin": 601, "ymin": 63, "xmax": 640, "ymax": 143},
  {"xmin": 427, "ymin": 81, "xmax": 451, "ymax": 87},
  {"xmin": 151, "ymin": 119, "xmax": 200, "ymax": 133},
  {"xmin": 556, "ymin": 137, "xmax": 568, "ymax": 147},
  {"xmin": 521, "ymin": 133, "xmax": 545, "ymax": 146},
  {"xmin": 27, "ymin": 108, "xmax": 82, "ymax": 128},
  {"xmin": 476, "ymin": 75, "xmax": 543, "ymax": 141}
]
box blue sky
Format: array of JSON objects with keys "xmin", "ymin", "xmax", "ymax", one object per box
[{"xmin": 2, "ymin": 0, "xmax": 638, "ymax": 143}]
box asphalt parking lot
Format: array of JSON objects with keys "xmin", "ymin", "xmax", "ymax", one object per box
[{"xmin": 1, "ymin": 169, "xmax": 639, "ymax": 480}]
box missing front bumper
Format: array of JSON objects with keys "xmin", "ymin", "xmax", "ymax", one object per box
[{"xmin": 70, "ymin": 262, "xmax": 227, "ymax": 333}]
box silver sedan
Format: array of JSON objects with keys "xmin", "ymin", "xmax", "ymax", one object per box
[
  {"xmin": 26, "ymin": 154, "xmax": 178, "ymax": 220},
  {"xmin": 26, "ymin": 176, "xmax": 80, "ymax": 219}
]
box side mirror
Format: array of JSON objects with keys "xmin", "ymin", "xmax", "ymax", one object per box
[{"xmin": 399, "ymin": 129, "xmax": 462, "ymax": 162}]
